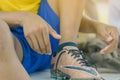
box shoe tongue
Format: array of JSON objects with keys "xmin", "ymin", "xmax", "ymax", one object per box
[
  {"xmin": 63, "ymin": 46, "xmax": 79, "ymax": 50},
  {"xmin": 56, "ymin": 42, "xmax": 78, "ymax": 53}
]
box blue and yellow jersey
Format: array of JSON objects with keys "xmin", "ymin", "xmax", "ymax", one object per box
[{"xmin": 0, "ymin": 0, "xmax": 41, "ymax": 14}]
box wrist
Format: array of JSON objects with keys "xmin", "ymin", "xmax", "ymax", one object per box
[
  {"xmin": 11, "ymin": 11, "xmax": 33, "ymax": 26},
  {"xmin": 0, "ymin": 11, "xmax": 33, "ymax": 27}
]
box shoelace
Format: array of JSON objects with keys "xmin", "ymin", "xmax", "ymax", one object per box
[
  {"xmin": 68, "ymin": 50, "xmax": 106, "ymax": 80},
  {"xmin": 68, "ymin": 49, "xmax": 90, "ymax": 66},
  {"xmin": 54, "ymin": 49, "xmax": 105, "ymax": 80}
]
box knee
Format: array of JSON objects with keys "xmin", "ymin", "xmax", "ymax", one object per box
[
  {"xmin": 0, "ymin": 20, "xmax": 10, "ymax": 32},
  {"xmin": 0, "ymin": 20, "xmax": 14, "ymax": 50}
]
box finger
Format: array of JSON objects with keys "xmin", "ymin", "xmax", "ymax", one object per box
[
  {"xmin": 47, "ymin": 24, "xmax": 61, "ymax": 39},
  {"xmin": 30, "ymin": 33, "xmax": 42, "ymax": 53},
  {"xmin": 109, "ymin": 27, "xmax": 119, "ymax": 48},
  {"xmin": 100, "ymin": 40, "xmax": 117, "ymax": 54},
  {"xmin": 100, "ymin": 39, "xmax": 117, "ymax": 54},
  {"xmin": 26, "ymin": 36, "xmax": 34, "ymax": 49},
  {"xmin": 97, "ymin": 26, "xmax": 113, "ymax": 43},
  {"xmin": 100, "ymin": 28, "xmax": 119, "ymax": 54},
  {"xmin": 41, "ymin": 27, "xmax": 51, "ymax": 54},
  {"xmin": 36, "ymin": 30, "xmax": 46, "ymax": 54},
  {"xmin": 106, "ymin": 27, "xmax": 119, "ymax": 50}
]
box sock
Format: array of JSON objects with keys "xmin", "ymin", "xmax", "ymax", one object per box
[{"xmin": 54, "ymin": 42, "xmax": 77, "ymax": 56}]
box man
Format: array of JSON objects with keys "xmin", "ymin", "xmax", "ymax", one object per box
[{"xmin": 0, "ymin": 0, "xmax": 118, "ymax": 80}]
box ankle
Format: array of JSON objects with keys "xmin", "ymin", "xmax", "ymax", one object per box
[{"xmin": 57, "ymin": 42, "xmax": 78, "ymax": 52}]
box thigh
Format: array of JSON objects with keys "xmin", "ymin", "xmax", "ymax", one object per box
[
  {"xmin": 13, "ymin": 35, "xmax": 23, "ymax": 62},
  {"xmin": 0, "ymin": 20, "xmax": 23, "ymax": 62},
  {"xmin": 0, "ymin": 20, "xmax": 30, "ymax": 80}
]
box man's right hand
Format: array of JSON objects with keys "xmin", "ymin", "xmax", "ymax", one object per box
[{"xmin": 21, "ymin": 12, "xmax": 61, "ymax": 54}]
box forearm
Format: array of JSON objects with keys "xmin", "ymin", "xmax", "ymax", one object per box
[
  {"xmin": 0, "ymin": 11, "xmax": 30, "ymax": 27},
  {"xmin": 79, "ymin": 15, "xmax": 98, "ymax": 33}
]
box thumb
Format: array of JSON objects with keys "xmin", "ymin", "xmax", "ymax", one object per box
[
  {"xmin": 98, "ymin": 28, "xmax": 113, "ymax": 43},
  {"xmin": 48, "ymin": 25, "xmax": 61, "ymax": 39}
]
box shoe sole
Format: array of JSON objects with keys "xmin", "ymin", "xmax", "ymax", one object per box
[{"xmin": 51, "ymin": 69, "xmax": 104, "ymax": 80}]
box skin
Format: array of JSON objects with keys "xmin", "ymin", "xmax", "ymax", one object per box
[
  {"xmin": 0, "ymin": 11, "xmax": 61, "ymax": 54},
  {"xmin": 0, "ymin": 20, "xmax": 31, "ymax": 80},
  {"xmin": 0, "ymin": 0, "xmax": 118, "ymax": 80},
  {"xmin": 80, "ymin": 15, "xmax": 118, "ymax": 54}
]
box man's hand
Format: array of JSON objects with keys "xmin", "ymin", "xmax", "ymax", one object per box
[
  {"xmin": 94, "ymin": 23, "xmax": 119, "ymax": 54},
  {"xmin": 0, "ymin": 11, "xmax": 61, "ymax": 54},
  {"xmin": 21, "ymin": 12, "xmax": 61, "ymax": 54}
]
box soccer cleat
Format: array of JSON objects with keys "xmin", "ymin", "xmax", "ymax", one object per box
[{"xmin": 51, "ymin": 46, "xmax": 103, "ymax": 80}]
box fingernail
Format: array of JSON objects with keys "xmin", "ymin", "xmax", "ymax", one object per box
[
  {"xmin": 57, "ymin": 35, "xmax": 61, "ymax": 39},
  {"xmin": 47, "ymin": 53, "xmax": 52, "ymax": 55},
  {"xmin": 107, "ymin": 36, "xmax": 112, "ymax": 42}
]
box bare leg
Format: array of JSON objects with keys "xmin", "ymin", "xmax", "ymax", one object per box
[
  {"xmin": 48, "ymin": 1, "xmax": 101, "ymax": 79},
  {"xmin": 48, "ymin": 0, "xmax": 86, "ymax": 44},
  {"xmin": 0, "ymin": 20, "xmax": 30, "ymax": 80}
]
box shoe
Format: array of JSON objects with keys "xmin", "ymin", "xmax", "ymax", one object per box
[{"xmin": 51, "ymin": 46, "xmax": 103, "ymax": 80}]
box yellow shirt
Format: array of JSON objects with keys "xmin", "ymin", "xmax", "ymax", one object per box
[{"xmin": 0, "ymin": 0, "xmax": 41, "ymax": 14}]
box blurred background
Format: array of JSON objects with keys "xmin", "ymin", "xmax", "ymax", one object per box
[{"xmin": 95, "ymin": 0, "xmax": 108, "ymax": 23}]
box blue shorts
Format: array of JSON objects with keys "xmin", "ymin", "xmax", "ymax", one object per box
[{"xmin": 10, "ymin": 0, "xmax": 60, "ymax": 73}]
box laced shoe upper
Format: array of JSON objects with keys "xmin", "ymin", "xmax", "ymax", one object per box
[{"xmin": 51, "ymin": 46, "xmax": 102, "ymax": 80}]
